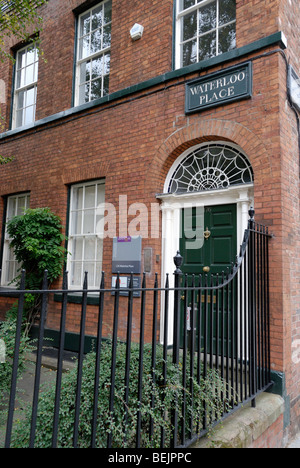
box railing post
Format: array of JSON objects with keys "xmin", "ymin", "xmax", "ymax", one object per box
[
  {"xmin": 171, "ymin": 251, "xmax": 183, "ymax": 448},
  {"xmin": 248, "ymin": 208, "xmax": 257, "ymax": 407},
  {"xmin": 173, "ymin": 251, "xmax": 183, "ymax": 366}
]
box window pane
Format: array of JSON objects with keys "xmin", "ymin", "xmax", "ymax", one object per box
[
  {"xmin": 26, "ymin": 47, "xmax": 36, "ymax": 65},
  {"xmin": 92, "ymin": 56, "xmax": 102, "ymax": 79},
  {"xmin": 25, "ymin": 64, "xmax": 34, "ymax": 86},
  {"xmin": 104, "ymin": 0, "xmax": 112, "ymax": 23},
  {"xmin": 198, "ymin": 1, "xmax": 216, "ymax": 35},
  {"xmin": 97, "ymin": 183, "xmax": 105, "ymax": 205},
  {"xmin": 17, "ymin": 197, "xmax": 27, "ymax": 215},
  {"xmin": 16, "ymin": 109, "xmax": 23, "ymax": 128},
  {"xmin": 103, "ymin": 75, "xmax": 109, "ymax": 96},
  {"xmin": 218, "ymin": 23, "xmax": 236, "ymax": 54},
  {"xmin": 92, "ymin": 5, "xmax": 102, "ymax": 31},
  {"xmin": 7, "ymin": 197, "xmax": 16, "ymax": 220},
  {"xmin": 182, "ymin": 11, "xmax": 197, "ymax": 42},
  {"xmin": 91, "ymin": 78, "xmax": 102, "ymax": 101},
  {"xmin": 79, "ymin": 82, "xmax": 90, "ymax": 104},
  {"xmin": 104, "ymin": 51, "xmax": 110, "ymax": 74},
  {"xmin": 71, "ymin": 262, "xmax": 82, "ymax": 286},
  {"xmin": 73, "ymin": 238, "xmax": 83, "ymax": 260},
  {"xmin": 24, "ymin": 106, "xmax": 34, "ymax": 125},
  {"xmin": 80, "ymin": 61, "xmax": 91, "ymax": 84},
  {"xmin": 17, "ymin": 90, "xmax": 25, "ymax": 109},
  {"xmin": 85, "ymin": 237, "xmax": 96, "ymax": 261},
  {"xmin": 17, "ymin": 49, "xmax": 26, "ymax": 69},
  {"xmin": 72, "ymin": 186, "xmax": 83, "ymax": 210},
  {"xmin": 71, "ymin": 211, "xmax": 82, "ymax": 235},
  {"xmin": 16, "ymin": 68, "xmax": 25, "ymax": 89},
  {"xmin": 84, "ymin": 185, "xmax": 96, "ymax": 208},
  {"xmin": 83, "ymin": 209, "xmax": 95, "ymax": 233},
  {"xmin": 181, "ymin": 0, "xmax": 195, "ymax": 11},
  {"xmin": 80, "ymin": 12, "xmax": 91, "ymax": 37},
  {"xmin": 182, "ymin": 39, "xmax": 197, "ymax": 67},
  {"xmin": 198, "ymin": 31, "xmax": 216, "ymax": 61},
  {"xmin": 26, "ymin": 87, "xmax": 35, "ymax": 107},
  {"xmin": 79, "ymin": 36, "xmax": 90, "ymax": 60},
  {"xmin": 219, "ymin": 0, "xmax": 236, "ymax": 26},
  {"xmin": 83, "ymin": 262, "xmax": 95, "ymax": 284},
  {"xmin": 91, "ymin": 29, "xmax": 102, "ymax": 54},
  {"xmin": 103, "ymin": 24, "xmax": 111, "ymax": 48}
]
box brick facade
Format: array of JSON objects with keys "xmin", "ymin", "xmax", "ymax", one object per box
[{"xmin": 0, "ymin": 0, "xmax": 299, "ymax": 443}]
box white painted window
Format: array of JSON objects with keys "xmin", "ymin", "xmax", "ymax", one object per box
[
  {"xmin": 1, "ymin": 193, "xmax": 30, "ymax": 286},
  {"xmin": 68, "ymin": 180, "xmax": 105, "ymax": 288},
  {"xmin": 175, "ymin": 0, "xmax": 236, "ymax": 69},
  {"xmin": 75, "ymin": 0, "xmax": 112, "ymax": 106},
  {"xmin": 13, "ymin": 43, "xmax": 39, "ymax": 129}
]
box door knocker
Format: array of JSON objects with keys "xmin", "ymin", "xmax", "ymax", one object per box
[{"xmin": 204, "ymin": 227, "xmax": 211, "ymax": 240}]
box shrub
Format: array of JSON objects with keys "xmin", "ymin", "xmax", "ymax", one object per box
[
  {"xmin": 6, "ymin": 207, "xmax": 67, "ymax": 290},
  {"xmin": 6, "ymin": 207, "xmax": 67, "ymax": 334},
  {"xmin": 0, "ymin": 318, "xmax": 34, "ymax": 424},
  {"xmin": 10, "ymin": 340, "xmax": 231, "ymax": 448}
]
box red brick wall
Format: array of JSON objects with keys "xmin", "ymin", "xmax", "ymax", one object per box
[{"xmin": 277, "ymin": 0, "xmax": 300, "ymax": 439}]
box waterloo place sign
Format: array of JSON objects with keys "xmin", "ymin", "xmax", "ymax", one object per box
[{"xmin": 185, "ymin": 62, "xmax": 252, "ymax": 114}]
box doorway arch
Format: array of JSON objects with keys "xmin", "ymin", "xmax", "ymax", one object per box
[{"xmin": 157, "ymin": 141, "xmax": 254, "ymax": 344}]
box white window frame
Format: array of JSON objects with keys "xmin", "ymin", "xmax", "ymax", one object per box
[
  {"xmin": 1, "ymin": 193, "xmax": 30, "ymax": 287},
  {"xmin": 12, "ymin": 43, "xmax": 39, "ymax": 129},
  {"xmin": 67, "ymin": 180, "xmax": 105, "ymax": 289},
  {"xmin": 74, "ymin": 0, "xmax": 112, "ymax": 107},
  {"xmin": 175, "ymin": 0, "xmax": 236, "ymax": 70}
]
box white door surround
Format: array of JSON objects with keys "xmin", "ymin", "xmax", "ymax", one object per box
[{"xmin": 156, "ymin": 142, "xmax": 254, "ymax": 344}]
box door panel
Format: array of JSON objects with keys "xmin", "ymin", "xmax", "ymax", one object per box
[
  {"xmin": 180, "ymin": 204, "xmax": 237, "ymax": 276},
  {"xmin": 179, "ymin": 204, "xmax": 237, "ymax": 353}
]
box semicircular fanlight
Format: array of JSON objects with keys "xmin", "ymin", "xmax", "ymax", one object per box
[{"xmin": 168, "ymin": 143, "xmax": 253, "ymax": 194}]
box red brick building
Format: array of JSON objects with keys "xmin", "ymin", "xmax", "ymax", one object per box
[{"xmin": 0, "ymin": 0, "xmax": 300, "ymax": 445}]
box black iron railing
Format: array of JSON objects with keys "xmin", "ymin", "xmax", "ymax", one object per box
[{"xmin": 1, "ymin": 210, "xmax": 272, "ymax": 448}]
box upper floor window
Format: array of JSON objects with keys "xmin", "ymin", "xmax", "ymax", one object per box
[
  {"xmin": 176, "ymin": 0, "xmax": 236, "ymax": 69},
  {"xmin": 75, "ymin": 0, "xmax": 112, "ymax": 106},
  {"xmin": 13, "ymin": 43, "xmax": 39, "ymax": 129}
]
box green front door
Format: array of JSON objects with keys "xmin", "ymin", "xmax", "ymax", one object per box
[
  {"xmin": 179, "ymin": 204, "xmax": 237, "ymax": 352},
  {"xmin": 180, "ymin": 204, "xmax": 237, "ymax": 277}
]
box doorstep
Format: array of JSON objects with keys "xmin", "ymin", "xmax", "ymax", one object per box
[{"xmin": 192, "ymin": 393, "xmax": 284, "ymax": 448}]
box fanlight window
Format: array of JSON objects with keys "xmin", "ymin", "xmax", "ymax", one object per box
[{"xmin": 168, "ymin": 143, "xmax": 253, "ymax": 193}]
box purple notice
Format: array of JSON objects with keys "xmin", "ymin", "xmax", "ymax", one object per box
[{"xmin": 117, "ymin": 236, "xmax": 131, "ymax": 243}]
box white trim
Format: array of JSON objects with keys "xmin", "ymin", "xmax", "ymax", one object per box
[
  {"xmin": 157, "ymin": 142, "xmax": 254, "ymax": 345},
  {"xmin": 74, "ymin": 0, "xmax": 112, "ymax": 107},
  {"xmin": 175, "ymin": 0, "xmax": 236, "ymax": 69},
  {"xmin": 12, "ymin": 43, "xmax": 39, "ymax": 130}
]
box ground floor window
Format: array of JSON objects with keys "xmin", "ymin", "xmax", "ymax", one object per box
[
  {"xmin": 1, "ymin": 193, "xmax": 30, "ymax": 286},
  {"xmin": 68, "ymin": 180, "xmax": 105, "ymax": 288}
]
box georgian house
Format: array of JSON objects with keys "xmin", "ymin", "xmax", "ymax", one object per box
[{"xmin": 0, "ymin": 0, "xmax": 299, "ymax": 447}]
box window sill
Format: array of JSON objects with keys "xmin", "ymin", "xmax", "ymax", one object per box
[
  {"xmin": 0, "ymin": 287, "xmax": 20, "ymax": 298},
  {"xmin": 54, "ymin": 292, "xmax": 101, "ymax": 305},
  {"xmin": 0, "ymin": 31, "xmax": 286, "ymax": 143}
]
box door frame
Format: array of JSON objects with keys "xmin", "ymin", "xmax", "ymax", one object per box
[{"xmin": 157, "ymin": 183, "xmax": 254, "ymax": 345}]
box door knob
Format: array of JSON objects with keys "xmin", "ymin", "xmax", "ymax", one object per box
[
  {"xmin": 204, "ymin": 227, "xmax": 211, "ymax": 240},
  {"xmin": 203, "ymin": 266, "xmax": 210, "ymax": 273}
]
